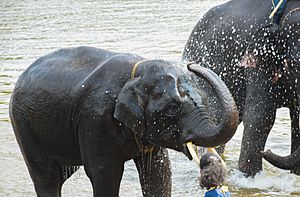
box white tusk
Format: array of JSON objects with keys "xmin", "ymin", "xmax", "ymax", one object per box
[
  {"xmin": 186, "ymin": 142, "xmax": 200, "ymax": 165},
  {"xmin": 186, "ymin": 142, "xmax": 227, "ymax": 167}
]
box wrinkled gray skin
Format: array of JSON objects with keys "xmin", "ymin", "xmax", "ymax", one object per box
[
  {"xmin": 183, "ymin": 0, "xmax": 300, "ymax": 176},
  {"xmin": 10, "ymin": 47, "xmax": 238, "ymax": 197}
]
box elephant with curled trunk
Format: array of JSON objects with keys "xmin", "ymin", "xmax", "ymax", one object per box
[
  {"xmin": 10, "ymin": 46, "xmax": 238, "ymax": 197},
  {"xmin": 183, "ymin": 0, "xmax": 300, "ymax": 177}
]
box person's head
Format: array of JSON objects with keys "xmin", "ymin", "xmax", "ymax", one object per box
[{"xmin": 199, "ymin": 152, "xmax": 228, "ymax": 190}]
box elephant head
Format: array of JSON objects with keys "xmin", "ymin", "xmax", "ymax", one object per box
[{"xmin": 113, "ymin": 60, "xmax": 239, "ymax": 157}]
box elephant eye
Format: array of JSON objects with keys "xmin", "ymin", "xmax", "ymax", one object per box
[{"xmin": 164, "ymin": 101, "xmax": 181, "ymax": 117}]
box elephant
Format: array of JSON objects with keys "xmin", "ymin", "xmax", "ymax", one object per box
[
  {"xmin": 9, "ymin": 46, "xmax": 238, "ymax": 197},
  {"xmin": 183, "ymin": 0, "xmax": 300, "ymax": 176}
]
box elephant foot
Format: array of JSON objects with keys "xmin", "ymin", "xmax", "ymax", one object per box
[
  {"xmin": 238, "ymin": 159, "xmax": 262, "ymax": 177},
  {"xmin": 238, "ymin": 166, "xmax": 260, "ymax": 177}
]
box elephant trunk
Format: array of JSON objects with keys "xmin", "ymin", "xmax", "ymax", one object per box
[
  {"xmin": 182, "ymin": 64, "xmax": 239, "ymax": 147},
  {"xmin": 263, "ymin": 148, "xmax": 300, "ymax": 170}
]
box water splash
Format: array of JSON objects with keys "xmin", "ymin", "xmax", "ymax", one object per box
[{"xmin": 229, "ymin": 168, "xmax": 300, "ymax": 194}]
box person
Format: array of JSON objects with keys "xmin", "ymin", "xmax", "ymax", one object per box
[
  {"xmin": 272, "ymin": 0, "xmax": 288, "ymax": 24},
  {"xmin": 199, "ymin": 152, "xmax": 230, "ymax": 197}
]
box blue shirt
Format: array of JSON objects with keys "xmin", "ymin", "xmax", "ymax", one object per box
[{"xmin": 204, "ymin": 188, "xmax": 231, "ymax": 197}]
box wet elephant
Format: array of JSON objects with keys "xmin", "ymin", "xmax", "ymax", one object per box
[
  {"xmin": 183, "ymin": 0, "xmax": 300, "ymax": 176},
  {"xmin": 10, "ymin": 46, "xmax": 238, "ymax": 197}
]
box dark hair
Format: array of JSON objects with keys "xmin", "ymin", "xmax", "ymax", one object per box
[{"xmin": 199, "ymin": 152, "xmax": 228, "ymax": 190}]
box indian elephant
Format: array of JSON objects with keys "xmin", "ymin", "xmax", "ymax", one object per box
[
  {"xmin": 183, "ymin": 0, "xmax": 300, "ymax": 176},
  {"xmin": 10, "ymin": 46, "xmax": 238, "ymax": 197}
]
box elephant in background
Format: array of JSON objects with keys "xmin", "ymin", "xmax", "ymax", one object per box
[
  {"xmin": 10, "ymin": 46, "xmax": 238, "ymax": 197},
  {"xmin": 183, "ymin": 0, "xmax": 300, "ymax": 176},
  {"xmin": 263, "ymin": 1, "xmax": 300, "ymax": 170}
]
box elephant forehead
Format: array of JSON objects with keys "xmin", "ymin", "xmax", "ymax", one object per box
[
  {"xmin": 146, "ymin": 84, "xmax": 182, "ymax": 112},
  {"xmin": 143, "ymin": 73, "xmax": 177, "ymax": 92},
  {"xmin": 157, "ymin": 75, "xmax": 177, "ymax": 88}
]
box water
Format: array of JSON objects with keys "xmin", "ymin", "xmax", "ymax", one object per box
[{"xmin": 1, "ymin": 0, "xmax": 300, "ymax": 196}]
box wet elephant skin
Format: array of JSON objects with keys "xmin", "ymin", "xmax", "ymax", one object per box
[
  {"xmin": 183, "ymin": 0, "xmax": 300, "ymax": 176},
  {"xmin": 10, "ymin": 46, "xmax": 238, "ymax": 196}
]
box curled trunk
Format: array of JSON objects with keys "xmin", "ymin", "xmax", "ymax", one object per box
[
  {"xmin": 263, "ymin": 148, "xmax": 300, "ymax": 170},
  {"xmin": 182, "ymin": 63, "xmax": 239, "ymax": 147}
]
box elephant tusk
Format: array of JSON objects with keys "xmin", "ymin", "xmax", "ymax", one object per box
[
  {"xmin": 186, "ymin": 142, "xmax": 226, "ymax": 167},
  {"xmin": 207, "ymin": 147, "xmax": 226, "ymax": 167},
  {"xmin": 186, "ymin": 142, "xmax": 200, "ymax": 165}
]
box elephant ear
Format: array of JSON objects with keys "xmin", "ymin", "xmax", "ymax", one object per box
[{"xmin": 113, "ymin": 78, "xmax": 145, "ymax": 137}]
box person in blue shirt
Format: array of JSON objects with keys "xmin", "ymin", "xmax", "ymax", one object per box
[
  {"xmin": 199, "ymin": 153, "xmax": 230, "ymax": 197},
  {"xmin": 272, "ymin": 0, "xmax": 288, "ymax": 24}
]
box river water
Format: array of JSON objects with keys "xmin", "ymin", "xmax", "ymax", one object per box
[{"xmin": 1, "ymin": 0, "xmax": 300, "ymax": 196}]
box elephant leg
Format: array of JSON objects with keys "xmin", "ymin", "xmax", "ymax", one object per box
[
  {"xmin": 134, "ymin": 147, "xmax": 171, "ymax": 197},
  {"xmin": 12, "ymin": 119, "xmax": 63, "ymax": 197},
  {"xmin": 84, "ymin": 159, "xmax": 124, "ymax": 197},
  {"xmin": 239, "ymin": 104, "xmax": 276, "ymax": 176},
  {"xmin": 80, "ymin": 135, "xmax": 124, "ymax": 197},
  {"xmin": 290, "ymin": 106, "xmax": 300, "ymax": 175},
  {"xmin": 20, "ymin": 146, "xmax": 77, "ymax": 197},
  {"xmin": 238, "ymin": 69, "xmax": 276, "ymax": 176},
  {"xmin": 29, "ymin": 160, "xmax": 63, "ymax": 197}
]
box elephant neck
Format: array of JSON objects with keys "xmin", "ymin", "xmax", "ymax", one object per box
[{"xmin": 130, "ymin": 59, "xmax": 154, "ymax": 154}]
